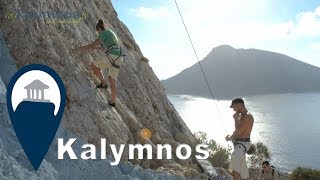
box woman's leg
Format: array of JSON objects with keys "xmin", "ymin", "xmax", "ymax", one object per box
[
  {"xmin": 109, "ymin": 76, "xmax": 116, "ymax": 103},
  {"xmin": 91, "ymin": 63, "xmax": 107, "ymax": 85}
]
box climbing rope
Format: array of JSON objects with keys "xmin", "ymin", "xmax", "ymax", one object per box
[{"xmin": 173, "ymin": 0, "xmax": 228, "ymax": 135}]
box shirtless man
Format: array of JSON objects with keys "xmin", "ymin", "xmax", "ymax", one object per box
[{"xmin": 225, "ymin": 98, "xmax": 254, "ymax": 180}]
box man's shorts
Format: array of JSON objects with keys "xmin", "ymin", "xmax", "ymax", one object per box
[
  {"xmin": 93, "ymin": 53, "xmax": 123, "ymax": 80},
  {"xmin": 229, "ymin": 141, "xmax": 251, "ymax": 179}
]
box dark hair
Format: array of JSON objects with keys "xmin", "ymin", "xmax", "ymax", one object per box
[
  {"xmin": 230, "ymin": 98, "xmax": 244, "ymax": 108},
  {"xmin": 262, "ymin": 161, "xmax": 270, "ymax": 165},
  {"xmin": 96, "ymin": 19, "xmax": 105, "ymax": 31}
]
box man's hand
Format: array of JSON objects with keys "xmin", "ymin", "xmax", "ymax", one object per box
[{"xmin": 233, "ymin": 113, "xmax": 240, "ymax": 120}]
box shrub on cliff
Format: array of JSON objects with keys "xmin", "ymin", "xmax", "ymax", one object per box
[
  {"xmin": 175, "ymin": 131, "xmax": 230, "ymax": 169},
  {"xmin": 194, "ymin": 132, "xmax": 230, "ymax": 169},
  {"xmin": 248, "ymin": 142, "xmax": 271, "ymax": 170},
  {"xmin": 289, "ymin": 167, "xmax": 320, "ymax": 180}
]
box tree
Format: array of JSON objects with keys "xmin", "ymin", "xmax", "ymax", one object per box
[
  {"xmin": 194, "ymin": 132, "xmax": 230, "ymax": 169},
  {"xmin": 248, "ymin": 142, "xmax": 271, "ymax": 170}
]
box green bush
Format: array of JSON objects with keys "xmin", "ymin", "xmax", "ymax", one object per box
[
  {"xmin": 175, "ymin": 131, "xmax": 231, "ymax": 169},
  {"xmin": 194, "ymin": 132, "xmax": 230, "ymax": 169},
  {"xmin": 248, "ymin": 142, "xmax": 271, "ymax": 169},
  {"xmin": 174, "ymin": 132, "xmax": 199, "ymax": 158},
  {"xmin": 289, "ymin": 167, "xmax": 320, "ymax": 180},
  {"xmin": 194, "ymin": 132, "xmax": 218, "ymax": 150},
  {"xmin": 208, "ymin": 146, "xmax": 230, "ymax": 169}
]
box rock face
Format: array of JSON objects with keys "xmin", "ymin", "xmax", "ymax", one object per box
[
  {"xmin": 162, "ymin": 45, "xmax": 320, "ymax": 99},
  {"xmin": 0, "ymin": 73, "xmax": 187, "ymax": 180},
  {"xmin": 0, "ymin": 0, "xmax": 210, "ymax": 179},
  {"xmin": 0, "ymin": 0, "xmax": 194, "ymax": 161}
]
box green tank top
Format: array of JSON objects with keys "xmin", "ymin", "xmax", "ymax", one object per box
[{"xmin": 98, "ymin": 29, "xmax": 121, "ymax": 56}]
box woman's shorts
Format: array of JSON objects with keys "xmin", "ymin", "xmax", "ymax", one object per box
[{"xmin": 93, "ymin": 54, "xmax": 123, "ymax": 80}]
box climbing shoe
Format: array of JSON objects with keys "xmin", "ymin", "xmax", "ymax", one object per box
[
  {"xmin": 108, "ymin": 100, "xmax": 115, "ymax": 107},
  {"xmin": 96, "ymin": 83, "xmax": 108, "ymax": 89}
]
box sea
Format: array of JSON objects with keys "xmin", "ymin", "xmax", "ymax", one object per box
[{"xmin": 167, "ymin": 93, "xmax": 320, "ymax": 172}]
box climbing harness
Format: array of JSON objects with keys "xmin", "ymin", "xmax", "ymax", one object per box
[
  {"xmin": 105, "ymin": 45, "xmax": 126, "ymax": 69},
  {"xmin": 232, "ymin": 138, "xmax": 250, "ymax": 155}
]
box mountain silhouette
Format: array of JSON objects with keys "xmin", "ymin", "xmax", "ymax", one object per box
[{"xmin": 162, "ymin": 45, "xmax": 320, "ymax": 99}]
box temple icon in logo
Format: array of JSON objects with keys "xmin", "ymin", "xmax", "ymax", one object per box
[{"xmin": 24, "ymin": 80, "xmax": 50, "ymax": 102}]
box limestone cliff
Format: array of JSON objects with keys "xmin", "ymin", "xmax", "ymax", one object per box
[{"xmin": 0, "ymin": 0, "xmax": 208, "ymax": 179}]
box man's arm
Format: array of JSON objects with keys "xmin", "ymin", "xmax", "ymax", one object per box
[
  {"xmin": 226, "ymin": 113, "xmax": 240, "ymax": 141},
  {"xmin": 229, "ymin": 114, "xmax": 253, "ymax": 139},
  {"xmin": 233, "ymin": 113, "xmax": 240, "ymax": 129}
]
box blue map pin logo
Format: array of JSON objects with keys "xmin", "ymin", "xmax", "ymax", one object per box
[{"xmin": 6, "ymin": 64, "xmax": 66, "ymax": 170}]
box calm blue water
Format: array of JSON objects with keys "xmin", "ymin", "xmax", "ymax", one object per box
[{"xmin": 168, "ymin": 93, "xmax": 320, "ymax": 172}]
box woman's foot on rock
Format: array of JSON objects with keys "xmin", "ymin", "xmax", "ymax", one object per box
[
  {"xmin": 108, "ymin": 100, "xmax": 115, "ymax": 107},
  {"xmin": 96, "ymin": 83, "xmax": 108, "ymax": 89}
]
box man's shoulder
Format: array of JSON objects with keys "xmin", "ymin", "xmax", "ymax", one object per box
[{"xmin": 243, "ymin": 113, "xmax": 254, "ymax": 121}]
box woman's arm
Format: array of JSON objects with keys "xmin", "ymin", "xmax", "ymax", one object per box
[{"xmin": 72, "ymin": 39, "xmax": 101, "ymax": 54}]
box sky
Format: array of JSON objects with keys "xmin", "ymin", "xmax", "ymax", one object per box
[{"xmin": 112, "ymin": 0, "xmax": 320, "ymax": 80}]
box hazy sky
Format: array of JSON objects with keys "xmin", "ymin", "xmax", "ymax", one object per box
[{"xmin": 112, "ymin": 0, "xmax": 320, "ymax": 80}]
